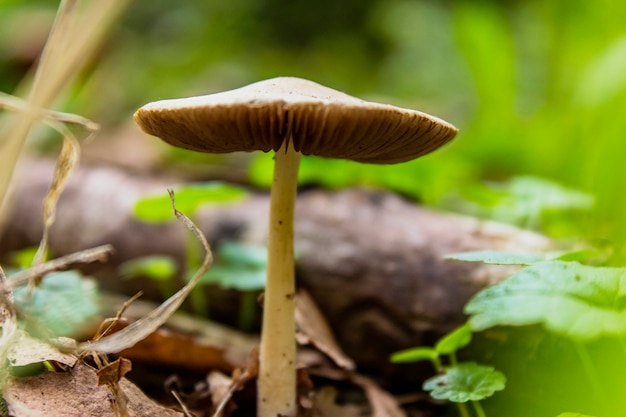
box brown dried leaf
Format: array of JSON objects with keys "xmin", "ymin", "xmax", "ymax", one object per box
[
  {"xmin": 208, "ymin": 371, "xmax": 233, "ymax": 417},
  {"xmin": 349, "ymin": 374, "xmax": 406, "ymax": 417},
  {"xmin": 211, "ymin": 349, "xmax": 260, "ymax": 417},
  {"xmin": 295, "ymin": 289, "xmax": 355, "ymax": 370},
  {"xmin": 310, "ymin": 368, "xmax": 407, "ymax": 417},
  {"xmin": 118, "ymin": 325, "xmax": 236, "ymax": 373},
  {"xmin": 312, "ymin": 386, "xmax": 362, "ymax": 417},
  {"xmin": 96, "ymin": 357, "xmax": 132, "ymax": 385},
  {"xmin": 4, "ymin": 361, "xmax": 183, "ymax": 416}
]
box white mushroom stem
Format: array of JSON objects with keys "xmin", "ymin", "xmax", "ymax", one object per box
[{"xmin": 258, "ymin": 139, "xmax": 301, "ymax": 417}]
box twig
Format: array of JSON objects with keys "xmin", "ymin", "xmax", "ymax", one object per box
[
  {"xmin": 170, "ymin": 390, "xmax": 194, "ymax": 417},
  {"xmin": 0, "ymin": 92, "xmax": 100, "ymax": 131},
  {"xmin": 77, "ymin": 190, "xmax": 213, "ymax": 354},
  {"xmin": 94, "ymin": 291, "xmax": 144, "ymax": 341},
  {"xmin": 8, "ymin": 244, "xmax": 114, "ymax": 287}
]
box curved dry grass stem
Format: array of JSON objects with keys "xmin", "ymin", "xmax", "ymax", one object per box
[
  {"xmin": 77, "ymin": 190, "xmax": 214, "ymax": 355},
  {"xmin": 0, "ymin": 0, "xmax": 129, "ymax": 212}
]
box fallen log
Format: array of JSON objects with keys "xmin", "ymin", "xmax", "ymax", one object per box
[{"xmin": 0, "ymin": 158, "xmax": 550, "ymax": 382}]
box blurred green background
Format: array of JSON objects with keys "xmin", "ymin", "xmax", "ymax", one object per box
[
  {"xmin": 1, "ymin": 0, "xmax": 626, "ymax": 415},
  {"xmin": 2, "ymin": 0, "xmax": 625, "ymax": 245},
  {"xmin": 3, "ymin": 0, "xmax": 625, "ymax": 249}
]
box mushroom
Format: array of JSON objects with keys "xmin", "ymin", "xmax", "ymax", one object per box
[{"xmin": 134, "ymin": 76, "xmax": 458, "ymax": 417}]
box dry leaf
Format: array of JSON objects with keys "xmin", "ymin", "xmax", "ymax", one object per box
[
  {"xmin": 7, "ymin": 331, "xmax": 78, "ymax": 368},
  {"xmin": 351, "ymin": 374, "xmax": 406, "ymax": 417},
  {"xmin": 4, "ymin": 361, "xmax": 183, "ymax": 417},
  {"xmin": 295, "ymin": 290, "xmax": 355, "ymax": 370},
  {"xmin": 96, "ymin": 357, "xmax": 132, "ymax": 385},
  {"xmin": 211, "ymin": 349, "xmax": 260, "ymax": 417},
  {"xmin": 208, "ymin": 371, "xmax": 233, "ymax": 417},
  {"xmin": 118, "ymin": 325, "xmax": 236, "ymax": 373},
  {"xmin": 312, "ymin": 386, "xmax": 362, "ymax": 417},
  {"xmin": 310, "ymin": 368, "xmax": 407, "ymax": 417}
]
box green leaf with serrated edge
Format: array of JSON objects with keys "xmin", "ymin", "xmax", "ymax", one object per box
[
  {"xmin": 120, "ymin": 256, "xmax": 177, "ymax": 281},
  {"xmin": 435, "ymin": 323, "xmax": 472, "ymax": 355},
  {"xmin": 134, "ymin": 183, "xmax": 247, "ymax": 223},
  {"xmin": 390, "ymin": 347, "xmax": 438, "ymax": 364},
  {"xmin": 446, "ymin": 250, "xmax": 559, "ymax": 265},
  {"xmin": 423, "ymin": 362, "xmax": 506, "ymax": 402},
  {"xmin": 465, "ymin": 261, "xmax": 626, "ymax": 341}
]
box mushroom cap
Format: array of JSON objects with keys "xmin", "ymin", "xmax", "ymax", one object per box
[{"xmin": 134, "ymin": 77, "xmax": 458, "ymax": 164}]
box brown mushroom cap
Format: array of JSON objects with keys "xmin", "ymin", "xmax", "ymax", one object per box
[{"xmin": 134, "ymin": 77, "xmax": 458, "ymax": 164}]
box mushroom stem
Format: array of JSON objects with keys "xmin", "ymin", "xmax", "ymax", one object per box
[{"xmin": 258, "ymin": 139, "xmax": 301, "ymax": 417}]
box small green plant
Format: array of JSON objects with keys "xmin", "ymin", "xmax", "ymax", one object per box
[
  {"xmin": 119, "ymin": 255, "xmax": 178, "ymax": 298},
  {"xmin": 448, "ymin": 249, "xmax": 626, "ymax": 416},
  {"xmin": 200, "ymin": 241, "xmax": 266, "ymax": 331},
  {"xmin": 391, "ymin": 323, "xmax": 506, "ymax": 417},
  {"xmin": 444, "ymin": 176, "xmax": 595, "ymax": 236}
]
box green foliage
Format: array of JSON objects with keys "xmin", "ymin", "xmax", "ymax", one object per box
[
  {"xmin": 445, "ymin": 176, "xmax": 594, "ymax": 235},
  {"xmin": 390, "ymin": 347, "xmax": 438, "ymax": 364},
  {"xmin": 200, "ymin": 242, "xmax": 266, "ymax": 291},
  {"xmin": 119, "ymin": 255, "xmax": 177, "ymax": 281},
  {"xmin": 423, "ymin": 362, "xmax": 506, "ymax": 403},
  {"xmin": 446, "ymin": 250, "xmax": 558, "ymax": 266},
  {"xmin": 436, "ymin": 323, "xmax": 473, "ymax": 355},
  {"xmin": 556, "ymin": 413, "xmax": 596, "ymax": 417},
  {"xmin": 465, "ymin": 261, "xmax": 626, "ymax": 342},
  {"xmin": 12, "ymin": 270, "xmax": 100, "ymax": 338},
  {"xmin": 133, "ymin": 183, "xmax": 247, "ymax": 223},
  {"xmin": 8, "ymin": 246, "xmax": 39, "ymax": 269},
  {"xmin": 447, "ymin": 247, "xmax": 613, "ymax": 266}
]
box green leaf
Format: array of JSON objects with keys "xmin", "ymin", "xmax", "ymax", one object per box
[
  {"xmin": 390, "ymin": 347, "xmax": 438, "ymax": 364},
  {"xmin": 9, "ymin": 246, "xmax": 39, "ymax": 269},
  {"xmin": 12, "ymin": 270, "xmax": 100, "ymax": 338},
  {"xmin": 446, "ymin": 250, "xmax": 557, "ymax": 266},
  {"xmin": 119, "ymin": 256, "xmax": 177, "ymax": 281},
  {"xmin": 199, "ymin": 242, "xmax": 267, "ymax": 290},
  {"xmin": 506, "ymin": 176, "xmax": 594, "ymax": 212},
  {"xmin": 423, "ymin": 362, "xmax": 506, "ymax": 402},
  {"xmin": 465, "ymin": 261, "xmax": 626, "ymax": 341},
  {"xmin": 556, "ymin": 413, "xmax": 596, "ymax": 417},
  {"xmin": 575, "ymin": 34, "xmax": 626, "ymax": 108},
  {"xmin": 435, "ymin": 323, "xmax": 472, "ymax": 355},
  {"xmin": 133, "ymin": 182, "xmax": 247, "ymax": 223}
]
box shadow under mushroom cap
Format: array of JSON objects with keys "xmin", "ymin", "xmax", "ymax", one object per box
[{"xmin": 134, "ymin": 77, "xmax": 458, "ymax": 164}]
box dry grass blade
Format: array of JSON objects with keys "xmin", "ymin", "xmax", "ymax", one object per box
[
  {"xmin": 9, "ymin": 245, "xmax": 113, "ymax": 288},
  {"xmin": 0, "ymin": 0, "xmax": 129, "ymax": 209},
  {"xmin": 8, "ymin": 244, "xmax": 114, "ymax": 288},
  {"xmin": 78, "ymin": 190, "xmax": 214, "ymax": 354},
  {"xmin": 32, "ymin": 124, "xmax": 82, "ymax": 266},
  {"xmin": 0, "ymin": 92, "xmax": 100, "ymax": 131}
]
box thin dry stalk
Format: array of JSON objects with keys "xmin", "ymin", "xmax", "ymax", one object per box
[
  {"xmin": 78, "ymin": 190, "xmax": 214, "ymax": 354},
  {"xmin": 0, "ymin": 0, "xmax": 130, "ymax": 212}
]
